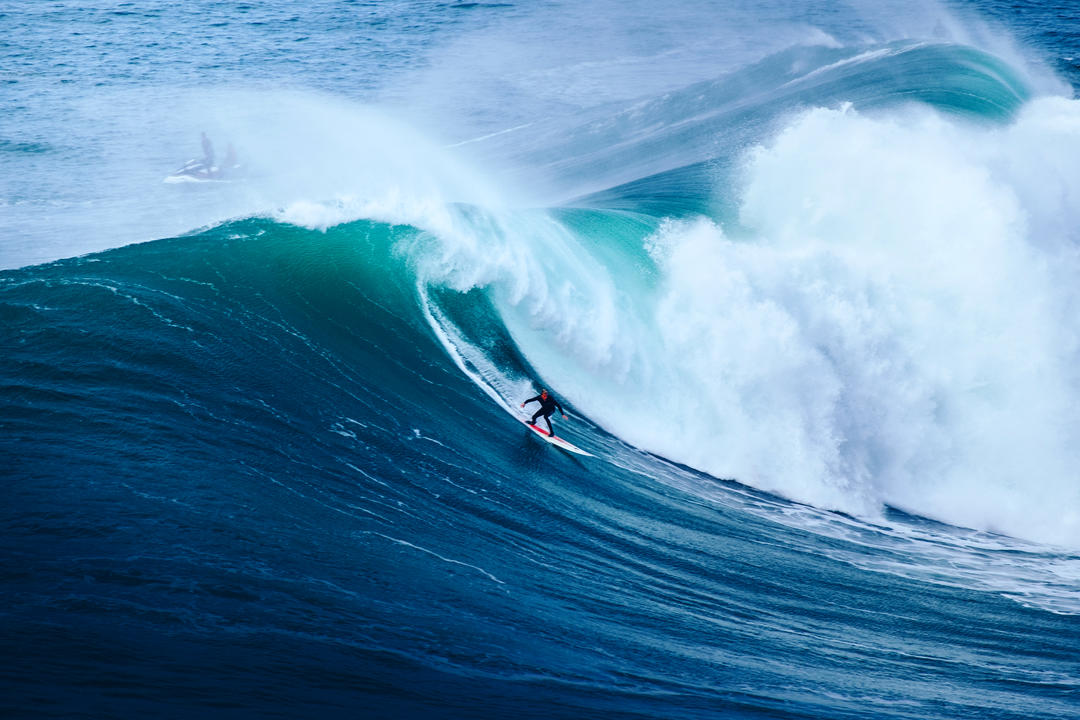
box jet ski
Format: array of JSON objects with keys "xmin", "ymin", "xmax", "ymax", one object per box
[{"xmin": 164, "ymin": 158, "xmax": 227, "ymax": 183}]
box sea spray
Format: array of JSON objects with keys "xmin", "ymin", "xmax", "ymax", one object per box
[{"xmin": 551, "ymin": 101, "xmax": 1080, "ymax": 546}]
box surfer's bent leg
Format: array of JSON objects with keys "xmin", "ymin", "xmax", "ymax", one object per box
[
  {"xmin": 543, "ymin": 411, "xmax": 554, "ymax": 436},
  {"xmin": 531, "ymin": 408, "xmax": 544, "ymax": 425}
]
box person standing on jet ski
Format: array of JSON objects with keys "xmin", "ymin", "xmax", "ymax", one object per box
[{"xmin": 521, "ymin": 389, "xmax": 568, "ymax": 438}]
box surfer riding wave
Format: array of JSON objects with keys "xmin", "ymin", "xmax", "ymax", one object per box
[{"xmin": 521, "ymin": 389, "xmax": 568, "ymax": 438}]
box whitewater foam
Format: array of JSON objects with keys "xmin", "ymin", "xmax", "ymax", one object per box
[{"xmin": 576, "ymin": 99, "xmax": 1080, "ymax": 547}]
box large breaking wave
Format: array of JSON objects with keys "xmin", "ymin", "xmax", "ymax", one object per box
[{"xmin": 247, "ymin": 42, "xmax": 1080, "ymax": 547}]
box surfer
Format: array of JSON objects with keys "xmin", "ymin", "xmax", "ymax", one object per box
[{"xmin": 521, "ymin": 389, "xmax": 568, "ymax": 438}]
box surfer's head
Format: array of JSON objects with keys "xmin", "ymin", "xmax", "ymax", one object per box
[{"xmin": 540, "ymin": 389, "xmax": 548, "ymax": 398}]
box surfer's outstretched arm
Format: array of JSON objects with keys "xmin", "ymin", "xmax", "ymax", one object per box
[{"xmin": 521, "ymin": 395, "xmax": 541, "ymax": 408}]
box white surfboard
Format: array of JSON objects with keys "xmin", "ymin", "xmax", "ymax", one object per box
[{"xmin": 524, "ymin": 421, "xmax": 593, "ymax": 456}]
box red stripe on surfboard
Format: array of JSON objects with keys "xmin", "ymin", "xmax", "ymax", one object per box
[{"xmin": 527, "ymin": 423, "xmax": 555, "ymax": 438}]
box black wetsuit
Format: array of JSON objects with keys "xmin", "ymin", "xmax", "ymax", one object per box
[{"xmin": 524, "ymin": 394, "xmax": 564, "ymax": 436}]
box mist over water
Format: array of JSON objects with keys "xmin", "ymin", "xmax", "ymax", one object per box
[{"xmin": 5, "ymin": 0, "xmax": 1063, "ymax": 266}]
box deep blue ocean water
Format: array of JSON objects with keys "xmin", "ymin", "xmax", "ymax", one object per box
[{"xmin": 3, "ymin": 1, "xmax": 1080, "ymax": 718}]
